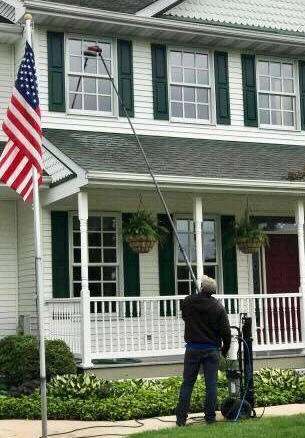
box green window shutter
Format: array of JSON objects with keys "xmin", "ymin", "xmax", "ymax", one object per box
[
  {"xmin": 151, "ymin": 44, "xmax": 169, "ymax": 120},
  {"xmin": 158, "ymin": 214, "xmax": 175, "ymax": 316},
  {"xmin": 241, "ymin": 54, "xmax": 258, "ymax": 127},
  {"xmin": 299, "ymin": 61, "xmax": 305, "ymax": 130},
  {"xmin": 122, "ymin": 214, "xmax": 140, "ymax": 317},
  {"xmin": 51, "ymin": 211, "xmax": 70, "ymax": 298},
  {"xmin": 47, "ymin": 31, "xmax": 65, "ymax": 112},
  {"xmin": 221, "ymin": 216, "xmax": 238, "ymax": 295},
  {"xmin": 118, "ymin": 40, "xmax": 134, "ymax": 117},
  {"xmin": 214, "ymin": 51, "xmax": 231, "ymax": 125}
]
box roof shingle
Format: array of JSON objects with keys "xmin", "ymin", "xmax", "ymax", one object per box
[{"xmin": 43, "ymin": 129, "xmax": 305, "ymax": 182}]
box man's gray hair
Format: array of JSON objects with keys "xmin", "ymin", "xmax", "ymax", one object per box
[{"xmin": 201, "ymin": 275, "xmax": 217, "ymax": 294}]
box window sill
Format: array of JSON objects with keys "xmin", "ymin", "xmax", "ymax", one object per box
[
  {"xmin": 66, "ymin": 110, "xmax": 118, "ymax": 119},
  {"xmin": 258, "ymin": 124, "xmax": 301, "ymax": 133},
  {"xmin": 170, "ymin": 117, "xmax": 216, "ymax": 126}
]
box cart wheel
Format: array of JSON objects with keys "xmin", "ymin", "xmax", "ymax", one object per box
[{"xmin": 221, "ymin": 397, "xmax": 252, "ymax": 420}]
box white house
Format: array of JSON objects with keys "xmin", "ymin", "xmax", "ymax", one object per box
[{"xmin": 1, "ymin": 0, "xmax": 305, "ymax": 376}]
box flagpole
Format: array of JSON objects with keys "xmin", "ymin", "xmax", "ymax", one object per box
[{"xmin": 24, "ymin": 13, "xmax": 48, "ymax": 438}]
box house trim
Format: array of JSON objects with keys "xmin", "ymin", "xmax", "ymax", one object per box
[{"xmin": 136, "ymin": 0, "xmax": 183, "ymax": 17}]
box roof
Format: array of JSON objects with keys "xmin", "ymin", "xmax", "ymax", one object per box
[
  {"xmin": 43, "ymin": 129, "xmax": 305, "ymax": 182},
  {"xmin": 163, "ymin": 0, "xmax": 305, "ymax": 34},
  {"xmin": 46, "ymin": 0, "xmax": 157, "ymax": 14},
  {"xmin": 0, "ymin": 15, "xmax": 11, "ymax": 23}
]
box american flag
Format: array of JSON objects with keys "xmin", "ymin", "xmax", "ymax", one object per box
[{"xmin": 0, "ymin": 41, "xmax": 42, "ymax": 202}]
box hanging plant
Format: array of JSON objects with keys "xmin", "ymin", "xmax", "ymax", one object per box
[
  {"xmin": 123, "ymin": 210, "xmax": 168, "ymax": 254},
  {"xmin": 234, "ymin": 208, "xmax": 269, "ymax": 254}
]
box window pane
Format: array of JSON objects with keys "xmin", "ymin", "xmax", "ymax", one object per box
[
  {"xmin": 103, "ymin": 233, "xmax": 116, "ymax": 247},
  {"xmin": 73, "ymin": 283, "xmax": 81, "ymax": 297},
  {"xmin": 89, "ymin": 248, "xmax": 102, "ymax": 263},
  {"xmin": 271, "ymin": 110, "xmax": 282, "ymax": 125},
  {"xmin": 88, "ymin": 233, "xmax": 101, "ymax": 247},
  {"xmin": 84, "ymin": 58, "xmax": 97, "ymax": 74},
  {"xmin": 177, "ymin": 232, "xmax": 188, "ymax": 248},
  {"xmin": 183, "ymin": 52, "xmax": 195, "ymax": 67},
  {"xmin": 104, "ymin": 283, "xmax": 116, "ymax": 297},
  {"xmin": 271, "ymin": 78, "xmax": 282, "ymax": 92},
  {"xmin": 104, "ymin": 249, "xmax": 116, "ymax": 263},
  {"xmin": 184, "ymin": 103, "xmax": 196, "ymax": 118},
  {"xmin": 283, "ymin": 111, "xmax": 294, "ymax": 126},
  {"xmin": 259, "ymin": 76, "xmax": 270, "ymax": 91},
  {"xmin": 73, "ymin": 217, "xmax": 80, "ymax": 230},
  {"xmin": 259, "ymin": 94, "xmax": 269, "ymax": 109},
  {"xmin": 83, "ymin": 77, "xmax": 96, "ymax": 93},
  {"xmin": 170, "ymin": 51, "xmax": 182, "ymax": 66},
  {"xmin": 89, "ymin": 217, "xmax": 101, "ymax": 231},
  {"xmin": 177, "ymin": 266, "xmax": 189, "ymax": 280},
  {"xmin": 197, "ymin": 104, "xmax": 209, "ymax": 120},
  {"xmin": 283, "ymin": 96, "xmax": 293, "ymax": 110},
  {"xmin": 204, "ymin": 234, "xmax": 216, "ymax": 262},
  {"xmin": 178, "ymin": 281, "xmax": 190, "ymax": 295},
  {"xmin": 270, "ymin": 62, "xmax": 281, "ymax": 77},
  {"xmin": 196, "ymin": 53, "xmax": 208, "ymax": 69},
  {"xmin": 98, "ymin": 59, "xmax": 111, "ymax": 75},
  {"xmin": 259, "ymin": 109, "xmax": 270, "ymax": 125},
  {"xmin": 177, "ymin": 220, "xmax": 188, "ymax": 232},
  {"xmin": 69, "ymin": 39, "xmax": 82, "ymax": 55},
  {"xmin": 258, "ymin": 61, "xmax": 269, "ymax": 75},
  {"xmin": 84, "ymin": 94, "xmax": 97, "ymax": 111},
  {"xmin": 270, "ymin": 95, "xmax": 281, "ymax": 109},
  {"xmin": 171, "ymin": 102, "xmax": 183, "ymax": 117},
  {"xmin": 171, "ymin": 85, "xmax": 182, "ymax": 101},
  {"xmin": 197, "ymin": 70, "xmax": 209, "ymax": 85},
  {"xmin": 90, "ymin": 283, "xmax": 102, "ymax": 297},
  {"xmin": 69, "ymin": 76, "xmax": 82, "ymax": 92},
  {"xmin": 204, "ymin": 266, "xmax": 216, "ymax": 281},
  {"xmin": 74, "ymin": 248, "xmax": 81, "ymax": 263},
  {"xmin": 282, "ymin": 63, "xmax": 293, "ymax": 78},
  {"xmin": 98, "ymin": 96, "xmax": 111, "ymax": 112},
  {"xmin": 197, "ymin": 88, "xmax": 209, "ymax": 103},
  {"xmin": 70, "ymin": 56, "xmax": 82, "ymax": 72},
  {"xmin": 184, "ymin": 68, "xmax": 195, "ymax": 84},
  {"xmin": 98, "ymin": 79, "xmax": 111, "ymax": 95},
  {"xmin": 89, "ymin": 266, "xmax": 101, "ymax": 281},
  {"xmin": 101, "ymin": 42, "xmax": 111, "ymax": 59},
  {"xmin": 73, "ymin": 266, "xmax": 81, "ymax": 281},
  {"xmin": 73, "ymin": 232, "xmax": 80, "ymax": 246},
  {"xmin": 204, "ymin": 220, "xmax": 215, "ymax": 233},
  {"xmin": 69, "ymin": 93, "xmax": 82, "ymax": 110},
  {"xmin": 103, "ymin": 267, "xmax": 116, "ymax": 281},
  {"xmin": 283, "ymin": 79, "xmax": 294, "ymax": 93},
  {"xmin": 171, "ymin": 67, "xmax": 183, "ymax": 82},
  {"xmin": 184, "ymin": 87, "xmax": 195, "ymax": 102},
  {"xmin": 103, "ymin": 217, "xmax": 116, "ymax": 231}
]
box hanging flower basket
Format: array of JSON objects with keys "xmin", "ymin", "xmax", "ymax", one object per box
[
  {"xmin": 236, "ymin": 237, "xmax": 263, "ymax": 254},
  {"xmin": 126, "ymin": 235, "xmax": 156, "ymax": 254}
]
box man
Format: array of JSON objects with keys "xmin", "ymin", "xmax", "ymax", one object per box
[{"xmin": 176, "ymin": 275, "xmax": 231, "ymax": 426}]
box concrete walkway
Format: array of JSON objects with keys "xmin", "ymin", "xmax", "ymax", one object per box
[{"xmin": 1, "ymin": 405, "xmax": 305, "ymax": 438}]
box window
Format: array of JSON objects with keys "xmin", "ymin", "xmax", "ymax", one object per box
[
  {"xmin": 169, "ymin": 49, "xmax": 212, "ymax": 122},
  {"xmin": 175, "ymin": 217, "xmax": 221, "ymax": 295},
  {"xmin": 71, "ymin": 214, "xmax": 120, "ymax": 298},
  {"xmin": 257, "ymin": 60, "xmax": 296, "ymax": 129},
  {"xmin": 67, "ymin": 37, "xmax": 113, "ymax": 114}
]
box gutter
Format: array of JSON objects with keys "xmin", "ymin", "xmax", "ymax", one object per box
[
  {"xmin": 0, "ymin": 22, "xmax": 22, "ymax": 34},
  {"xmin": 86, "ymin": 171, "xmax": 305, "ymax": 195},
  {"xmin": 24, "ymin": 0, "xmax": 305, "ymax": 48}
]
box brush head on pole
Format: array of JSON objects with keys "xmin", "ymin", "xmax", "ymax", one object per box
[
  {"xmin": 84, "ymin": 45, "xmax": 102, "ymax": 57},
  {"xmin": 24, "ymin": 13, "xmax": 33, "ymax": 21}
]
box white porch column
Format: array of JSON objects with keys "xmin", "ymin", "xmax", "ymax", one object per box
[
  {"xmin": 296, "ymin": 199, "xmax": 305, "ymax": 343},
  {"xmin": 78, "ymin": 191, "xmax": 92, "ymax": 368},
  {"xmin": 193, "ymin": 196, "xmax": 204, "ymax": 288}
]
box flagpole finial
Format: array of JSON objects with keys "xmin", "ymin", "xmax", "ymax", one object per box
[{"xmin": 24, "ymin": 13, "xmax": 33, "ymax": 21}]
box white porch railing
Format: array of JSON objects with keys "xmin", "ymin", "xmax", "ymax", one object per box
[{"xmin": 46, "ymin": 293, "xmax": 304, "ymax": 363}]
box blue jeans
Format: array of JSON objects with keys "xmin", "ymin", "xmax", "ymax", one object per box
[{"xmin": 176, "ymin": 348, "xmax": 220, "ymax": 422}]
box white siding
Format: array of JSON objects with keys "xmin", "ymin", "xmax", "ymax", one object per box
[
  {"xmin": 0, "ymin": 43, "xmax": 14, "ymax": 142},
  {"xmin": 36, "ymin": 26, "xmax": 305, "ymax": 147},
  {"xmin": 0, "ymin": 201, "xmax": 18, "ymax": 338}
]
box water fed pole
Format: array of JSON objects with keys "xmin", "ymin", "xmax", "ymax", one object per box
[{"xmin": 83, "ymin": 45, "xmax": 201, "ymax": 294}]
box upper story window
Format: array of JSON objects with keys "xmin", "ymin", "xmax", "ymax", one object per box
[
  {"xmin": 67, "ymin": 37, "xmax": 113, "ymax": 114},
  {"xmin": 169, "ymin": 49, "xmax": 212, "ymax": 123},
  {"xmin": 257, "ymin": 59, "xmax": 296, "ymax": 129}
]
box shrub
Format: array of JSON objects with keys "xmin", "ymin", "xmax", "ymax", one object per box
[
  {"xmin": 48, "ymin": 374, "xmax": 111, "ymax": 399},
  {"xmin": 0, "ymin": 335, "xmax": 76, "ymax": 385},
  {"xmin": 255, "ymin": 368, "xmax": 299, "ymax": 390}
]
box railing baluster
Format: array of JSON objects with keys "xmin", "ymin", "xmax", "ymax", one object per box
[
  {"xmin": 94, "ymin": 301, "xmax": 98, "ymax": 355},
  {"xmin": 130, "ymin": 300, "xmax": 135, "ymax": 353},
  {"xmin": 102, "ymin": 301, "xmax": 106, "ymax": 354},
  {"xmin": 295, "ymin": 296, "xmax": 300, "ymax": 343},
  {"xmin": 170, "ymin": 299, "xmax": 175, "ymax": 349},
  {"xmin": 150, "ymin": 300, "xmax": 155, "ymax": 352},
  {"xmin": 137, "ymin": 300, "xmax": 141, "ymax": 352},
  {"xmin": 144, "ymin": 301, "xmax": 148, "ymax": 351},
  {"xmin": 282, "ymin": 297, "xmax": 287, "ymax": 345},
  {"xmin": 123, "ymin": 301, "xmax": 128, "ymax": 353},
  {"xmin": 116, "ymin": 300, "xmax": 121, "ymax": 353},
  {"xmin": 157, "ymin": 300, "xmax": 161, "ymax": 351}
]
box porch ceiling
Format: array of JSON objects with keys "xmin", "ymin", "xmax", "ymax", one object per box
[{"xmin": 43, "ymin": 128, "xmax": 305, "ymax": 187}]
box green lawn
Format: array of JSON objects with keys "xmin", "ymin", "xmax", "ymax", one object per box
[{"xmin": 134, "ymin": 415, "xmax": 305, "ymax": 438}]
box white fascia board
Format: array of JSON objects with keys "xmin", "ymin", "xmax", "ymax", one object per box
[
  {"xmin": 0, "ymin": 23, "xmax": 22, "ymax": 42},
  {"xmin": 86, "ymin": 171, "xmax": 305, "ymax": 195},
  {"xmin": 41, "ymin": 175, "xmax": 87, "ymax": 206},
  {"xmin": 24, "ymin": 0, "xmax": 305, "ymax": 48},
  {"xmin": 136, "ymin": 0, "xmax": 180, "ymax": 17}
]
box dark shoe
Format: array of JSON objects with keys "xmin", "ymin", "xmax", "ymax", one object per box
[{"xmin": 176, "ymin": 419, "xmax": 186, "ymax": 427}]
